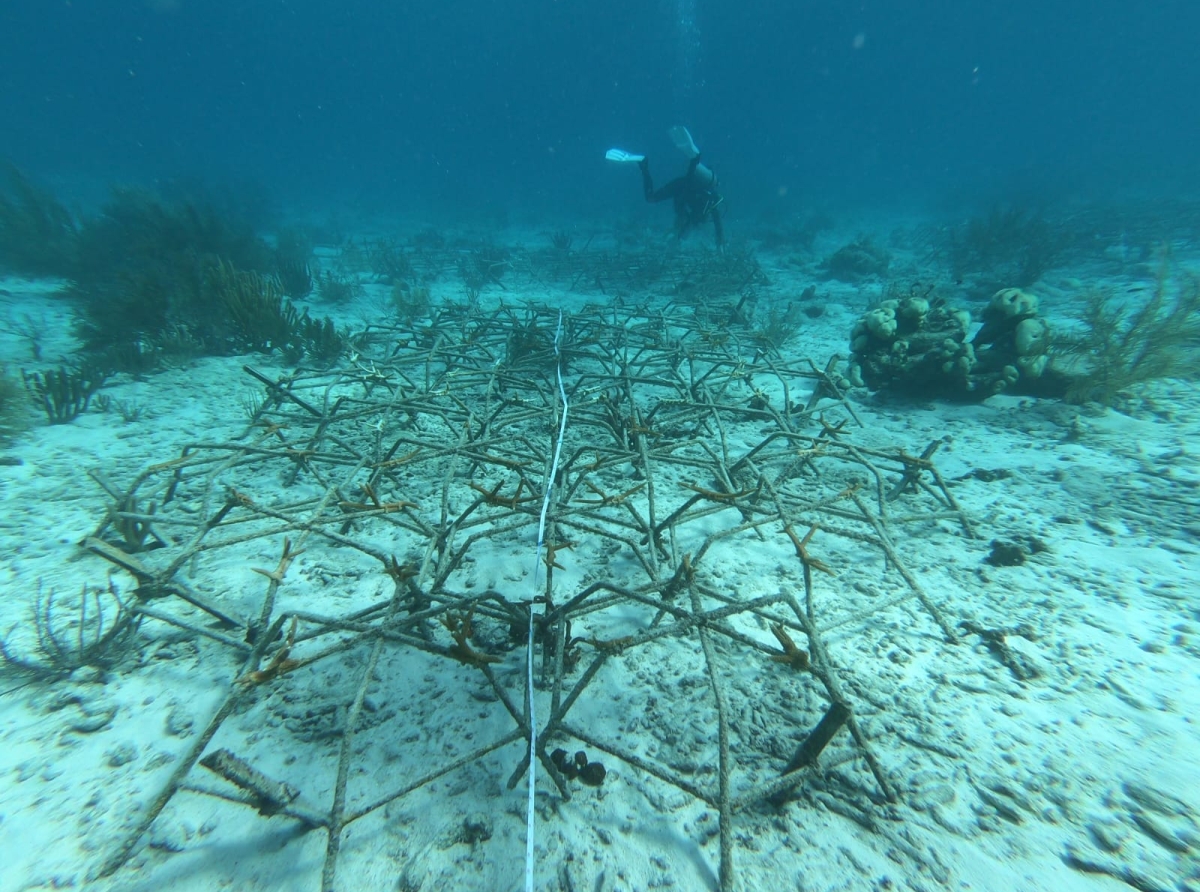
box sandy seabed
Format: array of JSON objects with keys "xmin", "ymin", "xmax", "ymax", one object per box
[{"xmin": 1, "ymin": 228, "xmax": 1197, "ymax": 892}]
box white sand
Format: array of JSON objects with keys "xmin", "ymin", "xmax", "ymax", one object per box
[{"xmin": 0, "ymin": 231, "xmax": 1197, "ymax": 892}]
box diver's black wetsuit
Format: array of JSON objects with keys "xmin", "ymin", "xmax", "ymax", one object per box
[{"xmin": 640, "ymin": 155, "xmax": 724, "ymax": 247}]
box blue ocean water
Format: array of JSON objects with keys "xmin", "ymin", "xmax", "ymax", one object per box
[{"xmin": 2, "ymin": 0, "xmax": 1197, "ymax": 217}]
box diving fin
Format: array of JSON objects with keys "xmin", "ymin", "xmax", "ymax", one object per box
[
  {"xmin": 606, "ymin": 148, "xmax": 645, "ymax": 163},
  {"xmin": 669, "ymin": 125, "xmax": 700, "ymax": 158}
]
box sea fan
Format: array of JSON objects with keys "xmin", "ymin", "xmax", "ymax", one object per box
[{"xmin": 1053, "ymin": 267, "xmax": 1200, "ymax": 404}]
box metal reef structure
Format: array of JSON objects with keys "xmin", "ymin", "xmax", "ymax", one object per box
[{"xmin": 83, "ymin": 296, "xmax": 977, "ymax": 891}]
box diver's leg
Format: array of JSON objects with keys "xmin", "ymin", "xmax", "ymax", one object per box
[
  {"xmin": 640, "ymin": 159, "xmax": 655, "ymax": 200},
  {"xmin": 643, "ymin": 161, "xmax": 685, "ymax": 204}
]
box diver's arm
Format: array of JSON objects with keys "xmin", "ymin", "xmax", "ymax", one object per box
[{"xmin": 712, "ymin": 204, "xmax": 725, "ymax": 248}]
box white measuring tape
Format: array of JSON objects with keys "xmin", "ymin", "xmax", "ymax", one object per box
[{"xmin": 526, "ymin": 310, "xmax": 569, "ymax": 891}]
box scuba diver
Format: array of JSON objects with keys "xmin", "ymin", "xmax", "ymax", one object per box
[{"xmin": 607, "ymin": 126, "xmax": 725, "ymax": 248}]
